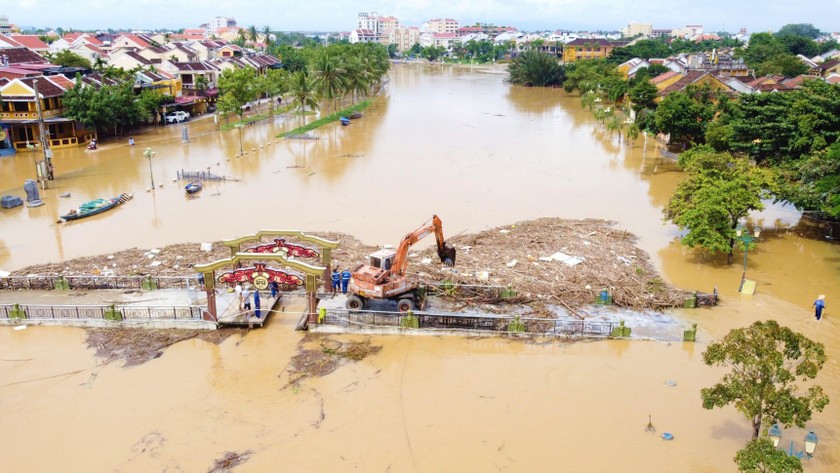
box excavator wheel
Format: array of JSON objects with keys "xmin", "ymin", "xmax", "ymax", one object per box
[
  {"xmin": 346, "ymin": 295, "xmax": 365, "ymax": 310},
  {"xmin": 397, "ymin": 298, "xmax": 415, "ymax": 312}
]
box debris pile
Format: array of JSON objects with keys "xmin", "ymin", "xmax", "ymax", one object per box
[
  {"xmin": 13, "ymin": 219, "xmax": 690, "ymax": 311},
  {"xmin": 285, "ymin": 334, "xmax": 382, "ymax": 385},
  {"xmin": 85, "ymin": 328, "xmax": 243, "ymax": 367},
  {"xmin": 414, "ymin": 218, "xmax": 689, "ymax": 311}
]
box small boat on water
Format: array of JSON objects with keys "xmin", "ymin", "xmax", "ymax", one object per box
[
  {"xmin": 339, "ymin": 117, "xmax": 351, "ymax": 126},
  {"xmin": 348, "ymin": 111, "xmax": 363, "ymax": 119},
  {"xmin": 59, "ymin": 193, "xmax": 133, "ymax": 222},
  {"xmin": 185, "ymin": 180, "xmax": 203, "ymax": 195}
]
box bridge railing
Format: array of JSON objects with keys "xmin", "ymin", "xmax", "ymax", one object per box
[
  {"xmin": 322, "ymin": 308, "xmax": 616, "ymax": 337},
  {"xmin": 0, "ymin": 303, "xmax": 205, "ymax": 321},
  {"xmin": 0, "ymin": 275, "xmax": 198, "ymax": 291}
]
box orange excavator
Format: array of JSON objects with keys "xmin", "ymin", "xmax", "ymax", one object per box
[{"xmin": 346, "ymin": 215, "xmax": 456, "ymax": 312}]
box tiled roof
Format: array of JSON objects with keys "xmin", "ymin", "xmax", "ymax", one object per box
[
  {"xmin": 818, "ymin": 58, "xmax": 840, "ymax": 71},
  {"xmin": 0, "ymin": 35, "xmax": 23, "ymax": 47},
  {"xmin": 0, "ymin": 47, "xmax": 48, "ymax": 65},
  {"xmin": 651, "ymin": 70, "xmax": 679, "ymax": 84},
  {"xmin": 125, "ymin": 50, "xmax": 152, "ymax": 65},
  {"xmin": 47, "ymin": 74, "xmax": 75, "ymax": 90},
  {"xmin": 147, "ymin": 45, "xmax": 168, "ymax": 54},
  {"xmin": 659, "ymin": 70, "xmax": 708, "ymax": 96},
  {"xmin": 80, "ymin": 72, "xmax": 119, "ymax": 88},
  {"xmin": 19, "ymin": 77, "xmax": 65, "ymax": 97},
  {"xmin": 169, "ymin": 60, "xmax": 219, "ymax": 72},
  {"xmin": 781, "ymin": 75, "xmax": 813, "ymax": 87},
  {"xmin": 8, "ymin": 35, "xmax": 49, "ymax": 50},
  {"xmin": 565, "ymin": 38, "xmax": 617, "ymax": 47},
  {"xmin": 826, "ymin": 74, "xmax": 840, "ymax": 84}
]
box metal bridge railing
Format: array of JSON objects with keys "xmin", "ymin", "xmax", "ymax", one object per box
[
  {"xmin": 0, "ymin": 275, "xmax": 198, "ymax": 291},
  {"xmin": 0, "ymin": 303, "xmax": 205, "ymax": 321},
  {"xmin": 322, "ymin": 308, "xmax": 616, "ymax": 337}
]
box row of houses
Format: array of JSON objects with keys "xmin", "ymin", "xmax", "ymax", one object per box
[{"xmin": 0, "ymin": 33, "xmax": 281, "ymax": 155}]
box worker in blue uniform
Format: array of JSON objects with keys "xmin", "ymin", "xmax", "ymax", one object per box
[
  {"xmin": 341, "ymin": 268, "xmax": 352, "ymax": 294},
  {"xmin": 331, "ymin": 268, "xmax": 341, "ymax": 294}
]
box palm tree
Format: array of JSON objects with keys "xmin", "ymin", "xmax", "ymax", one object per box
[
  {"xmin": 312, "ymin": 51, "xmax": 349, "ymax": 114},
  {"xmin": 248, "ymin": 25, "xmax": 258, "ymax": 45},
  {"xmin": 261, "ymin": 26, "xmax": 272, "ymax": 50},
  {"xmin": 163, "ymin": 32, "xmax": 171, "ymax": 44},
  {"xmin": 195, "ymin": 75, "xmax": 209, "ymax": 96},
  {"xmin": 289, "ymin": 70, "xmax": 319, "ymax": 126}
]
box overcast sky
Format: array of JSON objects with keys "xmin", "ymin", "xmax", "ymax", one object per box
[{"xmin": 11, "ymin": 0, "xmax": 840, "ymax": 33}]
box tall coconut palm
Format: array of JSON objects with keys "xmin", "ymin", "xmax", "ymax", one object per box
[
  {"xmin": 312, "ymin": 51, "xmax": 349, "ymax": 114},
  {"xmin": 261, "ymin": 26, "xmax": 272, "ymax": 50},
  {"xmin": 248, "ymin": 25, "xmax": 258, "ymax": 45},
  {"xmin": 289, "ymin": 70, "xmax": 319, "ymax": 126}
]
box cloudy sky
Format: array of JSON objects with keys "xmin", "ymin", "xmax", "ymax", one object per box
[{"xmin": 12, "ymin": 0, "xmax": 840, "ymax": 33}]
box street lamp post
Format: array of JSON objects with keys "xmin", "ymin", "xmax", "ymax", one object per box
[
  {"xmin": 143, "ymin": 147, "xmax": 156, "ymax": 190},
  {"xmin": 235, "ymin": 124, "xmax": 244, "ymax": 156},
  {"xmin": 736, "ymin": 227, "xmax": 761, "ymax": 290}
]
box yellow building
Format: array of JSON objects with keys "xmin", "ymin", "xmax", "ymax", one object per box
[
  {"xmin": 562, "ymin": 39, "xmax": 621, "ymax": 63},
  {"xmin": 0, "ymin": 76, "xmax": 94, "ymax": 150}
]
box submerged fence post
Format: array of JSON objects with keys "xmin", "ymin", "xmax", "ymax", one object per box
[{"xmin": 683, "ymin": 323, "xmax": 697, "ymax": 342}]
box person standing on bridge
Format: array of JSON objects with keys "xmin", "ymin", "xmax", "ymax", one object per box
[
  {"xmin": 341, "ymin": 268, "xmax": 352, "ymax": 294},
  {"xmin": 270, "ymin": 280, "xmax": 279, "ymax": 299},
  {"xmin": 253, "ymin": 289, "xmax": 261, "ymax": 319},
  {"xmin": 242, "ymin": 285, "xmax": 252, "ymax": 314},
  {"xmin": 331, "ymin": 268, "xmax": 341, "ymax": 294},
  {"xmin": 235, "ymin": 282, "xmax": 243, "ymax": 310}
]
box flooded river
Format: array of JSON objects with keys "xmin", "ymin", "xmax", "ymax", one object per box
[{"xmin": 1, "ymin": 63, "xmax": 839, "ymax": 471}]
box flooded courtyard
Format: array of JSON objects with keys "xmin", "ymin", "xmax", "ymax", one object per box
[{"xmin": 1, "ymin": 63, "xmax": 839, "ymax": 471}]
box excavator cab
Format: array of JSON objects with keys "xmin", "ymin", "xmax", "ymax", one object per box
[{"xmin": 368, "ymin": 249, "xmax": 395, "ymax": 271}]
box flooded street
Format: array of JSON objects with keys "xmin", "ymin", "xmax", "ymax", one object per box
[{"xmin": 1, "ymin": 63, "xmax": 840, "ymax": 471}]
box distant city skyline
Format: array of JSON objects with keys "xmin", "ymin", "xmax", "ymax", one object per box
[{"xmin": 9, "ymin": 0, "xmax": 840, "ymax": 34}]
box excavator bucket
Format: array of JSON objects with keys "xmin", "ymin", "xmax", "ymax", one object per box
[{"xmin": 438, "ymin": 242, "xmax": 457, "ymax": 267}]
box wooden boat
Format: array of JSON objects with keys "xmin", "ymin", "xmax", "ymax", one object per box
[
  {"xmin": 185, "ymin": 180, "xmax": 203, "ymax": 195},
  {"xmin": 339, "ymin": 117, "xmax": 351, "ymax": 126},
  {"xmin": 59, "ymin": 193, "xmax": 133, "ymax": 222},
  {"xmin": 348, "ymin": 111, "xmax": 363, "ymax": 119}
]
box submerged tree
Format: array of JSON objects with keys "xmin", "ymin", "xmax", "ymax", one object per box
[
  {"xmin": 663, "ymin": 146, "xmax": 777, "ymax": 261},
  {"xmin": 734, "ymin": 438, "xmax": 803, "ymax": 473},
  {"xmin": 701, "ymin": 320, "xmax": 829, "ymax": 440},
  {"xmin": 505, "ymin": 50, "xmax": 565, "ymax": 87}
]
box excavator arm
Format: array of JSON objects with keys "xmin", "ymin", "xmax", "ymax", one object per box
[{"xmin": 391, "ymin": 215, "xmax": 456, "ymax": 278}]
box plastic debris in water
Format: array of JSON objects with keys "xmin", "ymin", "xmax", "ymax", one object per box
[{"xmin": 661, "ymin": 432, "xmax": 674, "ymax": 441}]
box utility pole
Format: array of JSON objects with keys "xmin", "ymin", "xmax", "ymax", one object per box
[{"xmin": 31, "ymin": 79, "xmax": 55, "ymax": 181}]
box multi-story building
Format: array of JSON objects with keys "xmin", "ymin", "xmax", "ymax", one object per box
[
  {"xmin": 621, "ymin": 22, "xmax": 652, "ymax": 38},
  {"xmin": 426, "ymin": 18, "xmax": 459, "ymax": 34},
  {"xmin": 357, "ymin": 12, "xmax": 380, "ymax": 34},
  {"xmin": 0, "ymin": 15, "xmax": 12, "ymax": 34},
  {"xmin": 389, "ymin": 26, "xmax": 420, "ymax": 52},
  {"xmin": 208, "ymin": 17, "xmax": 237, "ymax": 33},
  {"xmin": 562, "ymin": 38, "xmax": 622, "ymax": 62}
]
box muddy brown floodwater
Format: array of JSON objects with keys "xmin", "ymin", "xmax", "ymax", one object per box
[{"xmin": 1, "ymin": 63, "xmax": 839, "ymax": 471}]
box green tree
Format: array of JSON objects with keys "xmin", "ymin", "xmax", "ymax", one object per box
[
  {"xmin": 755, "ymin": 54, "xmax": 810, "ymax": 77},
  {"xmin": 312, "ymin": 50, "xmax": 349, "ymax": 113},
  {"xmin": 701, "ymin": 320, "xmax": 829, "ymax": 440},
  {"xmin": 52, "ymin": 50, "xmax": 92, "ymax": 68},
  {"xmin": 217, "ymin": 67, "xmax": 256, "ymax": 121},
  {"xmin": 387, "ymin": 43, "xmax": 398, "ymax": 58},
  {"xmin": 663, "ymin": 146, "xmax": 777, "ymax": 259},
  {"xmin": 779, "ymin": 143, "xmax": 840, "ymax": 218},
  {"xmin": 277, "ymin": 46, "xmax": 308, "ymax": 73},
  {"xmin": 288, "ymin": 70, "xmax": 319, "ymax": 125},
  {"xmin": 262, "ymin": 26, "xmax": 273, "ymax": 50},
  {"xmin": 734, "ymin": 438, "xmax": 803, "ymax": 473},
  {"xmin": 628, "ymin": 78, "xmax": 658, "ymax": 114},
  {"xmin": 505, "ymin": 50, "xmax": 565, "ymax": 87},
  {"xmin": 248, "ymin": 25, "xmax": 258, "ymax": 44},
  {"xmin": 653, "ymin": 89, "xmax": 714, "ymax": 146},
  {"xmin": 776, "ymin": 23, "xmax": 822, "ymax": 39},
  {"xmin": 408, "ymin": 42, "xmax": 422, "ymax": 57},
  {"xmin": 422, "ymin": 45, "xmax": 446, "ymax": 62}
]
